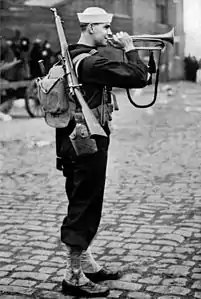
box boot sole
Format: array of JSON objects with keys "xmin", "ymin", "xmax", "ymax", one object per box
[
  {"xmin": 61, "ymin": 281, "xmax": 110, "ymax": 297},
  {"xmin": 85, "ymin": 269, "xmax": 122, "ymax": 282}
]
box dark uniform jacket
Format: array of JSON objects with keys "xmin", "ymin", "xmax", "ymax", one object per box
[
  {"xmin": 69, "ymin": 44, "xmax": 148, "ymax": 108},
  {"xmin": 56, "ymin": 44, "xmax": 148, "ymax": 160}
]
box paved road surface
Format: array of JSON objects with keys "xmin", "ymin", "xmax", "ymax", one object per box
[{"xmin": 0, "ymin": 81, "xmax": 201, "ymax": 299}]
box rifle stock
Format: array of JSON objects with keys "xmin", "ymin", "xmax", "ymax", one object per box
[{"xmin": 51, "ymin": 8, "xmax": 107, "ymax": 138}]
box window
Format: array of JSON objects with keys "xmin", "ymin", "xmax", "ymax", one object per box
[
  {"xmin": 156, "ymin": 0, "xmax": 168, "ymax": 24},
  {"xmin": 174, "ymin": 41, "xmax": 180, "ymax": 57},
  {"xmin": 113, "ymin": 0, "xmax": 132, "ymax": 17}
]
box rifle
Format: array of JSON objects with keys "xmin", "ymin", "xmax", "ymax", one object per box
[{"xmin": 50, "ymin": 8, "xmax": 107, "ymax": 138}]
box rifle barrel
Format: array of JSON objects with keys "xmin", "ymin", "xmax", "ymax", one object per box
[{"xmin": 51, "ymin": 7, "xmax": 107, "ymax": 138}]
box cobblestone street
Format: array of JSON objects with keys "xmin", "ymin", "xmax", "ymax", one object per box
[{"xmin": 0, "ymin": 81, "xmax": 201, "ymax": 299}]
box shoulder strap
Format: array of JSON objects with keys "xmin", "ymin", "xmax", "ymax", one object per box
[{"xmin": 72, "ymin": 49, "xmax": 98, "ymax": 77}]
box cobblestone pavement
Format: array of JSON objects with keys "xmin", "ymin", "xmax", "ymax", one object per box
[{"xmin": 0, "ymin": 81, "xmax": 201, "ymax": 299}]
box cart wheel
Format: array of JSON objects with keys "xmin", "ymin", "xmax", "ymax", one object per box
[{"xmin": 25, "ymin": 79, "xmax": 44, "ymax": 118}]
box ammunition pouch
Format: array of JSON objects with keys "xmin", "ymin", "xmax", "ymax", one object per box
[
  {"xmin": 68, "ymin": 102, "xmax": 114, "ymax": 157},
  {"xmin": 69, "ymin": 112, "xmax": 98, "ymax": 156}
]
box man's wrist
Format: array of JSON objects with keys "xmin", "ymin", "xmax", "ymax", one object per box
[{"xmin": 124, "ymin": 45, "xmax": 136, "ymax": 52}]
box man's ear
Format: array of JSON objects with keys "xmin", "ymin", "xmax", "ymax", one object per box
[{"xmin": 88, "ymin": 24, "xmax": 94, "ymax": 34}]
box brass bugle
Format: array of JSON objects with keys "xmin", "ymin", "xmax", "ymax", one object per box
[
  {"xmin": 131, "ymin": 28, "xmax": 174, "ymax": 44},
  {"xmin": 108, "ymin": 28, "xmax": 175, "ymax": 109},
  {"xmin": 108, "ymin": 28, "xmax": 174, "ymax": 50}
]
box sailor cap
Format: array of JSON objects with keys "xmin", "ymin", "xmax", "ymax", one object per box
[{"xmin": 77, "ymin": 7, "xmax": 113, "ymax": 24}]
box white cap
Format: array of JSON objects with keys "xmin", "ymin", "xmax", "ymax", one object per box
[{"xmin": 77, "ymin": 7, "xmax": 113, "ymax": 24}]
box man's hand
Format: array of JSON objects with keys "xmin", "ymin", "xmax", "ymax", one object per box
[{"xmin": 108, "ymin": 32, "xmax": 135, "ymax": 52}]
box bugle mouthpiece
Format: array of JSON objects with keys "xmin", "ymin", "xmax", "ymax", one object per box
[{"xmin": 50, "ymin": 7, "xmax": 57, "ymax": 15}]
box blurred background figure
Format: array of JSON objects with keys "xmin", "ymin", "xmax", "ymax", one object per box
[
  {"xmin": 6, "ymin": 39, "xmax": 19, "ymax": 60},
  {"xmin": 13, "ymin": 36, "xmax": 31, "ymax": 99},
  {"xmin": 41, "ymin": 40, "xmax": 55, "ymax": 74},
  {"xmin": 184, "ymin": 55, "xmax": 199, "ymax": 82},
  {"xmin": 0, "ymin": 36, "xmax": 21, "ymax": 120},
  {"xmin": 29, "ymin": 38, "xmax": 43, "ymax": 79},
  {"xmin": 18, "ymin": 36, "xmax": 31, "ymax": 80},
  {"xmin": 196, "ymin": 59, "xmax": 201, "ymax": 84},
  {"xmin": 0, "ymin": 36, "xmax": 18, "ymax": 81}
]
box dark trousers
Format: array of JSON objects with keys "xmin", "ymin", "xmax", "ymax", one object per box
[{"xmin": 61, "ymin": 148, "xmax": 108, "ymax": 250}]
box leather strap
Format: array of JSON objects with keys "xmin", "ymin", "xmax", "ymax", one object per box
[{"xmin": 72, "ymin": 49, "xmax": 97, "ymax": 76}]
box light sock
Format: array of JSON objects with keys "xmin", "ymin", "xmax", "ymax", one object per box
[
  {"xmin": 64, "ymin": 245, "xmax": 89, "ymax": 285},
  {"xmin": 81, "ymin": 246, "xmax": 102, "ymax": 273}
]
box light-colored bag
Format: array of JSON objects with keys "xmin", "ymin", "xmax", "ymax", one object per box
[{"xmin": 36, "ymin": 64, "xmax": 75, "ymax": 128}]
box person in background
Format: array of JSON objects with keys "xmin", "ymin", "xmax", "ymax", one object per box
[
  {"xmin": 0, "ymin": 36, "xmax": 21, "ymax": 121},
  {"xmin": 41, "ymin": 40, "xmax": 55, "ymax": 73},
  {"xmin": 184, "ymin": 55, "xmax": 199, "ymax": 82},
  {"xmin": 29, "ymin": 38, "xmax": 43, "ymax": 79},
  {"xmin": 18, "ymin": 37, "xmax": 31, "ymax": 80},
  {"xmin": 196, "ymin": 58, "xmax": 201, "ymax": 84}
]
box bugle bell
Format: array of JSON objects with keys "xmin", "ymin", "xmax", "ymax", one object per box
[
  {"xmin": 108, "ymin": 28, "xmax": 175, "ymax": 108},
  {"xmin": 130, "ymin": 27, "xmax": 175, "ymax": 45},
  {"xmin": 108, "ymin": 28, "xmax": 174, "ymax": 51}
]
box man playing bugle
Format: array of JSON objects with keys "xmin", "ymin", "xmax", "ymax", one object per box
[{"xmin": 56, "ymin": 6, "xmax": 149, "ymax": 297}]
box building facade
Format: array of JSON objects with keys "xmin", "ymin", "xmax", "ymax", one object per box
[
  {"xmin": 0, "ymin": 0, "xmax": 185, "ymax": 80},
  {"xmin": 132, "ymin": 0, "xmax": 185, "ymax": 80}
]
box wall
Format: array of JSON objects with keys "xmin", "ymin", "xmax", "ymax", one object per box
[
  {"xmin": 166, "ymin": 0, "xmax": 184, "ymax": 80},
  {"xmin": 132, "ymin": 0, "xmax": 185, "ymax": 80}
]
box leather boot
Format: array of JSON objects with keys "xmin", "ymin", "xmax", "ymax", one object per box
[
  {"xmin": 85, "ymin": 266, "xmax": 122, "ymax": 282},
  {"xmin": 62, "ymin": 245, "xmax": 110, "ymax": 297}
]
